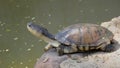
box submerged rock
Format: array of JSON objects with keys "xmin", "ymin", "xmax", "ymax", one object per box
[{"xmin": 34, "ymin": 16, "xmax": 120, "ymax": 68}]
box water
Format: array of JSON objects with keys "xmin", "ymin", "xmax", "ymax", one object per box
[{"xmin": 0, "ymin": 0, "xmax": 120, "ymax": 68}]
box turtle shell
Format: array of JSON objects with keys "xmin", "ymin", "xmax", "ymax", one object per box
[{"xmin": 55, "ymin": 23, "xmax": 113, "ymax": 46}]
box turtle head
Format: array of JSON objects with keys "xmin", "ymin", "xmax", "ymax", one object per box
[
  {"xmin": 27, "ymin": 22, "xmax": 60, "ymax": 48},
  {"xmin": 27, "ymin": 22, "xmax": 48, "ymax": 38}
]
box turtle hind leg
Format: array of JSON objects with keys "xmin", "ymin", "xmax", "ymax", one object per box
[
  {"xmin": 98, "ymin": 42, "xmax": 115, "ymax": 52},
  {"xmin": 96, "ymin": 37, "xmax": 115, "ymax": 52},
  {"xmin": 102, "ymin": 44, "xmax": 115, "ymax": 52}
]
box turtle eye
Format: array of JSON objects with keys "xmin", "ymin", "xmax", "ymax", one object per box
[{"xmin": 27, "ymin": 22, "xmax": 33, "ymax": 27}]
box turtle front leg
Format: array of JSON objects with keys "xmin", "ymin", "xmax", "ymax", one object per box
[
  {"xmin": 56, "ymin": 45, "xmax": 64, "ymax": 56},
  {"xmin": 57, "ymin": 44, "xmax": 78, "ymax": 56}
]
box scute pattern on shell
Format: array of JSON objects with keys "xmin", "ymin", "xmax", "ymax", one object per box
[{"xmin": 55, "ymin": 23, "xmax": 113, "ymax": 46}]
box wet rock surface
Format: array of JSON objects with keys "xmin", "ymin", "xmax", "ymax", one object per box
[{"xmin": 34, "ymin": 16, "xmax": 120, "ymax": 68}]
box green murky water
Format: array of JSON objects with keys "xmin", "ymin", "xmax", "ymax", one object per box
[{"xmin": 0, "ymin": 0, "xmax": 120, "ymax": 68}]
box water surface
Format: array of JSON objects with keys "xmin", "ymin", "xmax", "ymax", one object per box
[{"xmin": 0, "ymin": 0, "xmax": 120, "ymax": 68}]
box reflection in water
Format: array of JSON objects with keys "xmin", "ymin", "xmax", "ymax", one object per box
[{"xmin": 0, "ymin": 0, "xmax": 120, "ymax": 68}]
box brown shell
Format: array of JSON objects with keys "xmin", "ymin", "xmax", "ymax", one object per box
[{"xmin": 55, "ymin": 23, "xmax": 113, "ymax": 46}]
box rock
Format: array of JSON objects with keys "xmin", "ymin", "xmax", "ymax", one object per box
[
  {"xmin": 101, "ymin": 16, "xmax": 120, "ymax": 44},
  {"xmin": 34, "ymin": 48, "xmax": 68, "ymax": 68},
  {"xmin": 34, "ymin": 16, "xmax": 120, "ymax": 68}
]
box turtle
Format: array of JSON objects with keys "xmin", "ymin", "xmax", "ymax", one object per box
[{"xmin": 27, "ymin": 22, "xmax": 114, "ymax": 56}]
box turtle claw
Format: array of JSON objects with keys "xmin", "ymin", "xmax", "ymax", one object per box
[
  {"xmin": 44, "ymin": 44, "xmax": 53, "ymax": 52},
  {"xmin": 44, "ymin": 48, "xmax": 49, "ymax": 52}
]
